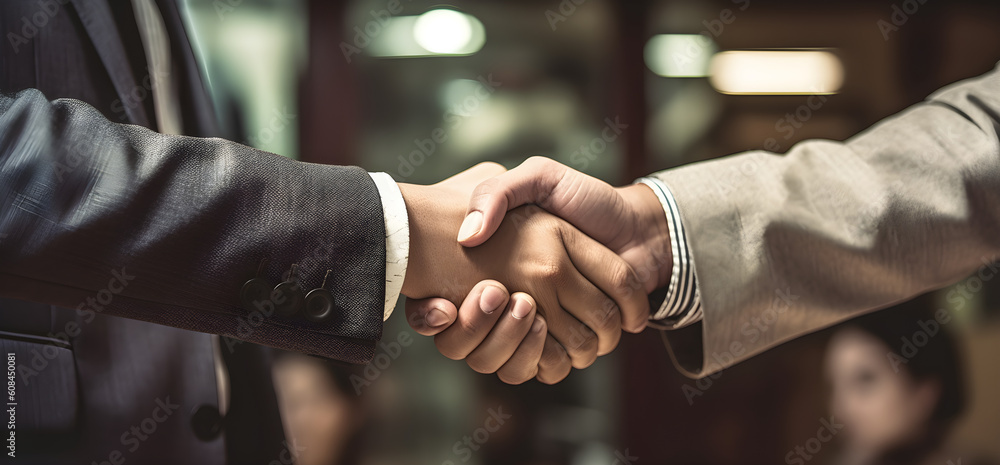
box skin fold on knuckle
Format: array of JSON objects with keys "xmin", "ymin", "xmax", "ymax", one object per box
[
  {"xmin": 597, "ymin": 328, "xmax": 622, "ymax": 356},
  {"xmin": 611, "ymin": 261, "xmax": 642, "ymax": 303},
  {"xmin": 573, "ymin": 304, "xmax": 619, "ymax": 356},
  {"xmin": 523, "ymin": 156, "xmax": 555, "ymax": 177},
  {"xmin": 591, "ymin": 298, "xmax": 622, "ymax": 335},
  {"xmin": 435, "ymin": 339, "xmax": 471, "ymax": 361},
  {"xmin": 528, "ymin": 257, "xmax": 566, "ymax": 291},
  {"xmin": 571, "ymin": 353, "xmax": 597, "ymax": 370},
  {"xmin": 475, "ymin": 161, "xmax": 506, "ymax": 173},
  {"xmin": 456, "ymin": 313, "xmax": 487, "ymax": 335},
  {"xmin": 466, "ymin": 355, "xmax": 501, "ymax": 375},
  {"xmin": 472, "ymin": 176, "xmax": 502, "ymax": 199},
  {"xmin": 497, "ymin": 368, "xmax": 531, "ymax": 385},
  {"xmin": 525, "ymin": 234, "xmax": 572, "ymax": 296},
  {"xmin": 565, "ymin": 334, "xmax": 598, "ymax": 369},
  {"xmin": 537, "ymin": 367, "xmax": 569, "ymax": 385},
  {"xmin": 539, "ymin": 339, "xmax": 567, "ymax": 365}
]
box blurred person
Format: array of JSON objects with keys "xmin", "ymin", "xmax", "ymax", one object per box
[
  {"xmin": 0, "ymin": 0, "xmax": 646, "ymax": 462},
  {"xmin": 272, "ymin": 352, "xmax": 366, "ymax": 465},
  {"xmin": 411, "ymin": 62, "xmax": 1000, "ymax": 383},
  {"xmin": 823, "ymin": 297, "xmax": 993, "ymax": 465}
]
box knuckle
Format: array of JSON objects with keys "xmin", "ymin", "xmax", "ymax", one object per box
[
  {"xmin": 524, "ymin": 155, "xmax": 552, "ymax": 169},
  {"xmin": 533, "ymin": 318, "xmax": 547, "ymax": 334},
  {"xmin": 599, "ymin": 337, "xmax": 620, "ymax": 356},
  {"xmin": 572, "ymin": 352, "xmax": 597, "ymax": 369},
  {"xmin": 539, "ymin": 347, "xmax": 562, "ymax": 368},
  {"xmin": 532, "ymin": 260, "xmax": 565, "ymax": 282},
  {"xmin": 592, "ymin": 300, "xmax": 622, "ymax": 334},
  {"xmin": 609, "ymin": 263, "xmax": 640, "ymax": 299},
  {"xmin": 457, "ymin": 316, "xmax": 484, "ymax": 335},
  {"xmin": 537, "ymin": 376, "xmax": 557, "ymax": 385},
  {"xmin": 539, "ymin": 340, "xmax": 566, "ymax": 367},
  {"xmin": 569, "ymin": 322, "xmax": 597, "ymax": 349},
  {"xmin": 466, "ymin": 356, "xmax": 499, "ymax": 375},
  {"xmin": 497, "ymin": 370, "xmax": 530, "ymax": 385},
  {"xmin": 564, "ymin": 327, "xmax": 598, "ymax": 365},
  {"xmin": 472, "ymin": 177, "xmax": 503, "ymax": 199},
  {"xmin": 474, "ymin": 161, "xmax": 506, "ymax": 173},
  {"xmin": 597, "ymin": 326, "xmax": 622, "ymax": 356},
  {"xmin": 537, "ymin": 367, "xmax": 569, "ymax": 385},
  {"xmin": 434, "ymin": 339, "xmax": 468, "ymax": 361}
]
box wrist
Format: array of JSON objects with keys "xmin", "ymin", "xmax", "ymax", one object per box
[
  {"xmin": 397, "ymin": 183, "xmax": 467, "ymax": 299},
  {"xmin": 618, "ymin": 183, "xmax": 673, "ymax": 292},
  {"xmin": 397, "ymin": 183, "xmax": 431, "ymax": 298}
]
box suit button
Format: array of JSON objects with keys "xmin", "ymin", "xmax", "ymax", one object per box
[
  {"xmin": 190, "ymin": 405, "xmax": 223, "ymax": 441},
  {"xmin": 304, "ymin": 289, "xmax": 334, "ymax": 323},
  {"xmin": 240, "ymin": 278, "xmax": 271, "ymax": 310},
  {"xmin": 272, "ymin": 282, "xmax": 304, "ymax": 316}
]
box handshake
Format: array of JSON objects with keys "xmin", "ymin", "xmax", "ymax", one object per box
[{"xmin": 395, "ymin": 157, "xmax": 674, "ymax": 385}]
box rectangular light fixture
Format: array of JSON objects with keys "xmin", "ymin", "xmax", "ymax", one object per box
[
  {"xmin": 708, "ymin": 50, "xmax": 844, "ymax": 95},
  {"xmin": 365, "ymin": 9, "xmax": 485, "ymax": 58}
]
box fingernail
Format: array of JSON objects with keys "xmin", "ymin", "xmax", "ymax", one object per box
[
  {"xmin": 457, "ymin": 211, "xmax": 484, "ymax": 242},
  {"xmin": 511, "ymin": 298, "xmax": 532, "ymax": 320},
  {"xmin": 531, "ymin": 318, "xmax": 545, "ymax": 333},
  {"xmin": 479, "ymin": 286, "xmax": 507, "ymax": 314},
  {"xmin": 425, "ymin": 308, "xmax": 450, "ymax": 327}
]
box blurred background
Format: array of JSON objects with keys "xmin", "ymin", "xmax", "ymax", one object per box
[{"xmin": 179, "ymin": 0, "xmax": 1000, "ymax": 463}]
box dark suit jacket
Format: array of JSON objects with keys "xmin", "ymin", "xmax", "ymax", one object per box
[{"xmin": 0, "ymin": 0, "xmax": 387, "ymax": 462}]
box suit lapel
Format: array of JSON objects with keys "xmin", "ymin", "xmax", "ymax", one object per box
[
  {"xmin": 155, "ymin": 0, "xmax": 221, "ymax": 137},
  {"xmin": 69, "ymin": 0, "xmax": 152, "ymax": 128}
]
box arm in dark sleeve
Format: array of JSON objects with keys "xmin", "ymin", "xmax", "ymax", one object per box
[{"xmin": 0, "ymin": 89, "xmax": 387, "ymax": 363}]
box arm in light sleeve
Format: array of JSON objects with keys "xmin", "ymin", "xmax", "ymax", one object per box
[{"xmin": 650, "ymin": 63, "xmax": 1000, "ymax": 378}]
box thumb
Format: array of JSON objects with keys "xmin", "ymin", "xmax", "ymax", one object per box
[
  {"xmin": 457, "ymin": 156, "xmax": 569, "ymax": 247},
  {"xmin": 405, "ymin": 296, "xmax": 458, "ymax": 336},
  {"xmin": 435, "ymin": 161, "xmax": 508, "ymax": 193},
  {"xmin": 458, "ymin": 156, "xmax": 625, "ymax": 248}
]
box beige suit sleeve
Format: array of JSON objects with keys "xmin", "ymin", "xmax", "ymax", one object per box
[{"xmin": 652, "ymin": 63, "xmax": 1000, "ymax": 378}]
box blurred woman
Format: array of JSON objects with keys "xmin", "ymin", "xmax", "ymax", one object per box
[{"xmin": 823, "ymin": 295, "xmax": 978, "ymax": 465}]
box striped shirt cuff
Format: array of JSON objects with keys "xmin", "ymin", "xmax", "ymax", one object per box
[{"xmin": 636, "ymin": 177, "xmax": 703, "ymax": 329}]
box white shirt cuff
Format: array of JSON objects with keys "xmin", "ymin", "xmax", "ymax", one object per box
[
  {"xmin": 636, "ymin": 177, "xmax": 702, "ymax": 329},
  {"xmin": 368, "ymin": 172, "xmax": 409, "ymax": 321}
]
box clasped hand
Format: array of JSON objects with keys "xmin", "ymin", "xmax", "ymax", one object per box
[{"xmin": 398, "ymin": 158, "xmax": 672, "ymax": 384}]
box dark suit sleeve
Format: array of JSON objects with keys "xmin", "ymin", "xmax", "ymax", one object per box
[{"xmin": 0, "ymin": 89, "xmax": 387, "ymax": 364}]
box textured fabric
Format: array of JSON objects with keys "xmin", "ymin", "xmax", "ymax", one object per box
[
  {"xmin": 135, "ymin": 0, "xmax": 233, "ymax": 422},
  {"xmin": 73, "ymin": 309, "xmax": 224, "ymax": 464},
  {"xmin": 368, "ymin": 172, "xmax": 409, "ymax": 320},
  {"xmin": 636, "ymin": 177, "xmax": 702, "ymax": 328},
  {"xmin": 652, "ymin": 63, "xmax": 1000, "ymax": 378},
  {"xmin": 0, "ymin": 0, "xmax": 387, "ymax": 462},
  {"xmin": 0, "ymin": 88, "xmax": 388, "ymax": 362},
  {"xmin": 1, "ymin": 1, "xmax": 237, "ymax": 461}
]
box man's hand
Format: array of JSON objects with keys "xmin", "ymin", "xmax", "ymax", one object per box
[
  {"xmin": 407, "ymin": 281, "xmax": 563, "ymax": 384},
  {"xmin": 398, "ymin": 163, "xmax": 648, "ymax": 371},
  {"xmin": 457, "ymin": 157, "xmax": 673, "ymax": 309},
  {"xmin": 405, "ymin": 157, "xmax": 674, "ymax": 384}
]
